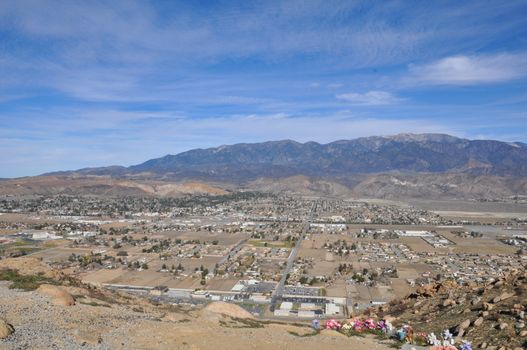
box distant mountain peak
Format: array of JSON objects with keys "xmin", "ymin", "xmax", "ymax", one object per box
[{"xmin": 385, "ymin": 133, "xmax": 465, "ymax": 143}]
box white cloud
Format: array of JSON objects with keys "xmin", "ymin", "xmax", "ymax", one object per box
[
  {"xmin": 336, "ymin": 91, "xmax": 402, "ymax": 105},
  {"xmin": 408, "ymin": 53, "xmax": 527, "ymax": 85},
  {"xmin": 2, "ymin": 1, "xmax": 527, "ymax": 104},
  {"xmin": 328, "ymin": 83, "xmax": 344, "ymax": 89}
]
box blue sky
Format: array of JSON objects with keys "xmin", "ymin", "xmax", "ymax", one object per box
[{"xmin": 1, "ymin": 0, "xmax": 527, "ymax": 177}]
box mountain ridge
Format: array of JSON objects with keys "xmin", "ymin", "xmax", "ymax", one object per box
[
  {"xmin": 50, "ymin": 133, "xmax": 527, "ymax": 181},
  {"xmin": 18, "ymin": 133, "xmax": 525, "ymax": 200}
]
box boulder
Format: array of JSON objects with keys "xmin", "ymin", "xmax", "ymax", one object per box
[
  {"xmin": 0, "ymin": 319, "xmax": 14, "ymax": 339},
  {"xmin": 498, "ymin": 291, "xmax": 515, "ymax": 301},
  {"xmin": 437, "ymin": 280, "xmax": 458, "ymax": 293},
  {"xmin": 471, "ymin": 297, "xmax": 481, "ymax": 306},
  {"xmin": 473, "ymin": 317, "xmax": 484, "ymax": 327},
  {"xmin": 458, "ymin": 319, "xmax": 471, "ymax": 330},
  {"xmin": 512, "ymin": 303, "xmax": 524, "ymax": 310},
  {"xmin": 416, "ymin": 284, "xmax": 436, "ymax": 297},
  {"xmin": 483, "ymin": 302, "xmax": 494, "ymax": 311},
  {"xmin": 443, "ymin": 298, "xmax": 455, "ymax": 307}
]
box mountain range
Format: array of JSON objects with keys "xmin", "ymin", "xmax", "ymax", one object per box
[
  {"xmin": 51, "ymin": 133, "xmax": 527, "ymax": 180},
  {"xmin": 3, "ymin": 133, "xmax": 527, "ymax": 200}
]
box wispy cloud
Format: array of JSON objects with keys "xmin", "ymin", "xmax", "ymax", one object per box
[
  {"xmin": 1, "ymin": 1, "xmax": 527, "ymax": 177},
  {"xmin": 328, "ymin": 83, "xmax": 344, "ymax": 89},
  {"xmin": 336, "ymin": 91, "xmax": 403, "ymax": 105},
  {"xmin": 408, "ymin": 53, "xmax": 527, "ymax": 85}
]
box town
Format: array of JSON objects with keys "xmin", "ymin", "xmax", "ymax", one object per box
[{"xmin": 1, "ymin": 193, "xmax": 525, "ymax": 320}]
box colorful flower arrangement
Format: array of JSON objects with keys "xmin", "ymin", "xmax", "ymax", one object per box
[
  {"xmin": 331, "ymin": 318, "xmax": 394, "ymax": 334},
  {"xmin": 324, "ymin": 319, "xmax": 342, "ymax": 330},
  {"xmin": 318, "ymin": 317, "xmax": 474, "ymax": 349}
]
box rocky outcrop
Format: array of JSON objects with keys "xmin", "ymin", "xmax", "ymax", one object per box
[{"xmin": 372, "ymin": 270, "xmax": 527, "ymax": 348}]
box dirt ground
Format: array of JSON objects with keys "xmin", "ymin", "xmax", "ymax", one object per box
[{"xmin": 0, "ymin": 282, "xmax": 393, "ymax": 350}]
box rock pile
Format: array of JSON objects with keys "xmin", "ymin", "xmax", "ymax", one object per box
[{"xmin": 371, "ymin": 270, "xmax": 527, "ymax": 349}]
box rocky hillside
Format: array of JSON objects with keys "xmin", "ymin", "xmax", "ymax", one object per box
[
  {"xmin": 349, "ymin": 173, "xmax": 527, "ymax": 200},
  {"xmin": 2, "ymin": 173, "xmax": 525, "ymax": 200},
  {"xmin": 0, "ymin": 257, "xmax": 389, "ymax": 350},
  {"xmin": 1, "ymin": 257, "xmax": 527, "ymax": 349},
  {"xmin": 249, "ymin": 175, "xmax": 355, "ymax": 197},
  {"xmin": 372, "ymin": 271, "xmax": 527, "ymax": 348}
]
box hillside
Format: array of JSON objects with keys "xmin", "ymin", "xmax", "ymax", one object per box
[
  {"xmin": 372, "ymin": 271, "xmax": 527, "ymax": 348},
  {"xmin": 0, "ymin": 257, "xmax": 390, "ymax": 350},
  {"xmin": 1, "ymin": 257, "xmax": 526, "ymax": 349},
  {"xmin": 349, "ymin": 173, "xmax": 527, "ymax": 200},
  {"xmin": 0, "ymin": 176, "xmax": 228, "ymax": 197}
]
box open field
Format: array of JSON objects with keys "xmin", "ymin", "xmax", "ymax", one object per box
[{"xmin": 406, "ymin": 199, "xmax": 527, "ymax": 214}]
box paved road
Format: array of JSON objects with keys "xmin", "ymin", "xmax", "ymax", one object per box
[
  {"xmin": 270, "ymin": 201, "xmax": 317, "ymax": 311},
  {"xmin": 217, "ymin": 239, "xmax": 246, "ymax": 266},
  {"xmin": 212, "ymin": 238, "xmax": 247, "ymax": 275}
]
